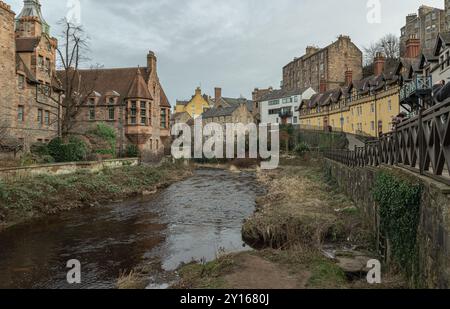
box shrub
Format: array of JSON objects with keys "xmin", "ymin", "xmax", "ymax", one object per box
[
  {"xmin": 0, "ymin": 180, "xmax": 7, "ymax": 200},
  {"xmin": 48, "ymin": 136, "xmax": 88, "ymax": 162},
  {"xmin": 373, "ymin": 171, "xmax": 422, "ymax": 284},
  {"xmin": 89, "ymin": 123, "xmax": 117, "ymax": 157},
  {"xmin": 295, "ymin": 142, "xmax": 310, "ymax": 156},
  {"xmin": 125, "ymin": 144, "xmax": 139, "ymax": 158},
  {"xmin": 30, "ymin": 142, "xmax": 50, "ymax": 156}
]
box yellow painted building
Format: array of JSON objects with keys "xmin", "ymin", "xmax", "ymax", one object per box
[
  {"xmin": 175, "ymin": 87, "xmax": 211, "ymax": 118},
  {"xmin": 299, "ymin": 77, "xmax": 401, "ymax": 137}
]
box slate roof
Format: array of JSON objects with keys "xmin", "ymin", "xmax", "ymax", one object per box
[
  {"xmin": 260, "ymin": 88, "xmax": 309, "ymax": 101},
  {"xmin": 202, "ymin": 106, "xmax": 239, "ymax": 118}
]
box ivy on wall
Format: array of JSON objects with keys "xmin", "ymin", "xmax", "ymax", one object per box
[{"xmin": 373, "ymin": 171, "xmax": 423, "ymax": 283}]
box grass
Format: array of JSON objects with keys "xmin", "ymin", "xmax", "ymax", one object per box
[
  {"xmin": 174, "ymin": 255, "xmax": 236, "ymax": 289},
  {"xmin": 242, "ymin": 159, "xmax": 367, "ymax": 249},
  {"xmin": 117, "ymin": 270, "xmax": 147, "ymax": 289},
  {"xmin": 0, "ymin": 161, "xmax": 192, "ymax": 228}
]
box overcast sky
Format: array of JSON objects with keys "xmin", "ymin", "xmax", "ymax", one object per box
[{"xmin": 8, "ymin": 0, "xmax": 444, "ymax": 104}]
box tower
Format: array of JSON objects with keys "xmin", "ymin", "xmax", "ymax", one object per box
[{"xmin": 15, "ymin": 0, "xmax": 50, "ymax": 38}]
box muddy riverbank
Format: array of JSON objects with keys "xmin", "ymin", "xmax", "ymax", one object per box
[{"xmin": 0, "ymin": 161, "xmax": 192, "ymax": 232}]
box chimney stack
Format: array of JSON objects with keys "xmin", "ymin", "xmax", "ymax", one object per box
[
  {"xmin": 374, "ymin": 52, "xmax": 386, "ymax": 76},
  {"xmin": 406, "ymin": 35, "xmax": 421, "ymax": 59},
  {"xmin": 147, "ymin": 51, "xmax": 157, "ymax": 75},
  {"xmin": 345, "ymin": 69, "xmax": 353, "ymax": 86},
  {"xmin": 215, "ymin": 87, "xmax": 222, "ymax": 103}
]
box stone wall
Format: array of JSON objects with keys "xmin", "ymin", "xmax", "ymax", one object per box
[
  {"xmin": 323, "ymin": 158, "xmax": 450, "ymax": 288},
  {"xmin": 0, "ymin": 158, "xmax": 139, "ymax": 182},
  {"xmin": 0, "ymin": 2, "xmax": 16, "ymax": 133}
]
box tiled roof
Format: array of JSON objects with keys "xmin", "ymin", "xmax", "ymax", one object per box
[
  {"xmin": 57, "ymin": 67, "xmax": 170, "ymax": 107},
  {"xmin": 126, "ymin": 69, "xmax": 152, "ymax": 100}
]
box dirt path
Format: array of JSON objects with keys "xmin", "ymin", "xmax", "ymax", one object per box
[{"xmin": 224, "ymin": 254, "xmax": 311, "ymax": 289}]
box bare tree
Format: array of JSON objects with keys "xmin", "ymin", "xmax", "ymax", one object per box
[
  {"xmin": 363, "ymin": 34, "xmax": 400, "ymax": 65},
  {"xmin": 43, "ymin": 19, "xmax": 101, "ymax": 137}
]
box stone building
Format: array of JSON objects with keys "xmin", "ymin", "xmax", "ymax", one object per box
[
  {"xmin": 400, "ymin": 4, "xmax": 448, "ymax": 57},
  {"xmin": 202, "ymin": 88, "xmax": 254, "ymax": 127},
  {"xmin": 62, "ymin": 51, "xmax": 172, "ymax": 155},
  {"xmin": 0, "ymin": 0, "xmax": 61, "ymax": 154},
  {"xmin": 282, "ymin": 35, "xmax": 363, "ymax": 93},
  {"xmin": 251, "ymin": 87, "xmax": 273, "ymax": 124}
]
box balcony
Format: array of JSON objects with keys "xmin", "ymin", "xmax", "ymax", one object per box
[
  {"xmin": 400, "ymin": 76, "xmax": 433, "ymax": 107},
  {"xmin": 279, "ymin": 109, "xmax": 293, "ymax": 118}
]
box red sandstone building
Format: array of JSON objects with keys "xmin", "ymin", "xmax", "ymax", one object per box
[{"xmin": 0, "ymin": 0, "xmax": 171, "ymax": 157}]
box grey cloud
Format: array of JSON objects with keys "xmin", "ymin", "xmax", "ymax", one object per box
[{"xmin": 8, "ymin": 0, "xmax": 444, "ymax": 104}]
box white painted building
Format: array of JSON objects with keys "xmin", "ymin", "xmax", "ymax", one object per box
[{"xmin": 260, "ymin": 88, "xmax": 315, "ymax": 125}]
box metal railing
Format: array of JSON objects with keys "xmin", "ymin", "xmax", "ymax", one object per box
[
  {"xmin": 400, "ymin": 75, "xmax": 433, "ymax": 102},
  {"xmin": 324, "ymin": 98, "xmax": 450, "ymax": 185}
]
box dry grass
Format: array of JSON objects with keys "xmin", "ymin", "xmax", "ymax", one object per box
[
  {"xmin": 242, "ymin": 161, "xmax": 364, "ymax": 249},
  {"xmin": 117, "ymin": 270, "xmax": 147, "ymax": 289}
]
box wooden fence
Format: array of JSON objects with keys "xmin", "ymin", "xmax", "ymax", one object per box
[{"xmin": 324, "ymin": 98, "xmax": 450, "ymax": 186}]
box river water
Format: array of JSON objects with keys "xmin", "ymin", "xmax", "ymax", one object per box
[{"xmin": 0, "ymin": 169, "xmax": 263, "ymax": 289}]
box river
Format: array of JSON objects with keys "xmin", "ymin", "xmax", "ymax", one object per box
[{"xmin": 0, "ymin": 169, "xmax": 263, "ymax": 289}]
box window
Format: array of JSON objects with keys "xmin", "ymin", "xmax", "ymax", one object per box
[
  {"xmin": 18, "ymin": 105, "xmax": 24, "ymax": 122},
  {"xmin": 38, "ymin": 56, "xmax": 44, "ymax": 69},
  {"xmin": 371, "ymin": 121, "xmax": 375, "ymax": 131},
  {"xmin": 130, "ymin": 101, "xmax": 137, "ymax": 124},
  {"xmin": 371, "ymin": 104, "xmax": 375, "ymax": 113},
  {"xmin": 268, "ymin": 100, "xmax": 279, "ymax": 106},
  {"xmin": 44, "ymin": 110, "xmax": 50, "ymax": 125},
  {"xmin": 109, "ymin": 107, "xmax": 115, "ymax": 121},
  {"xmin": 37, "ymin": 108, "xmax": 43, "ymax": 124},
  {"xmin": 388, "ymin": 99, "xmax": 392, "ymax": 112},
  {"xmin": 89, "ymin": 107, "xmax": 95, "ymax": 120},
  {"xmin": 161, "ymin": 108, "xmax": 167, "ymax": 128},
  {"xmin": 141, "ymin": 101, "xmax": 147, "ymax": 125},
  {"xmin": 18, "ymin": 75, "xmax": 25, "ymax": 89},
  {"xmin": 293, "ymin": 117, "xmax": 298, "ymax": 124}
]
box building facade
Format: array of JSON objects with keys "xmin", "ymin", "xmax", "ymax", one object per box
[
  {"xmin": 260, "ymin": 88, "xmax": 315, "ymax": 125},
  {"xmin": 400, "ymin": 4, "xmax": 447, "ymax": 57},
  {"xmin": 175, "ymin": 87, "xmax": 211, "ymax": 119},
  {"xmin": 298, "ymin": 57, "xmax": 403, "ymax": 137},
  {"xmin": 0, "ymin": 0, "xmax": 61, "ymax": 154},
  {"xmin": 202, "ymin": 88, "xmax": 254, "ymax": 127},
  {"xmin": 282, "ymin": 35, "xmax": 363, "ymax": 93},
  {"xmin": 64, "ymin": 51, "xmax": 172, "ymax": 155}
]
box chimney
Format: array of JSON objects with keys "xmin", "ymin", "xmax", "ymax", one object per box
[
  {"xmin": 406, "ymin": 35, "xmax": 421, "ymax": 59},
  {"xmin": 195, "ymin": 87, "xmax": 201, "ymax": 96},
  {"xmin": 215, "ymin": 87, "xmax": 222, "ymax": 102},
  {"xmin": 319, "ymin": 79, "xmax": 327, "ymax": 93},
  {"xmin": 374, "ymin": 52, "xmax": 386, "ymax": 76},
  {"xmin": 147, "ymin": 50, "xmax": 157, "ymax": 75},
  {"xmin": 345, "ymin": 69, "xmax": 353, "ymax": 86}
]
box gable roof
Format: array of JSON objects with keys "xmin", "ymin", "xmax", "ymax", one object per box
[{"xmin": 433, "ymin": 32, "xmax": 450, "ymax": 57}]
